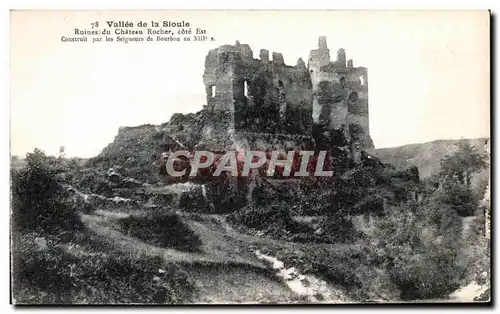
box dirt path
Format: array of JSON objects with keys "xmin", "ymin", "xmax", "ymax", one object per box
[
  {"xmin": 449, "ymin": 282, "xmax": 489, "ymax": 302},
  {"xmin": 181, "ymin": 213, "xmax": 357, "ymax": 303},
  {"xmin": 206, "ymin": 214, "xmax": 361, "ymax": 255},
  {"xmin": 254, "ymin": 250, "xmax": 351, "ymax": 303},
  {"xmin": 80, "ymin": 210, "xmax": 300, "ymax": 304}
]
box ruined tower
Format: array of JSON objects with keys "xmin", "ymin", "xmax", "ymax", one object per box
[
  {"xmin": 308, "ymin": 37, "xmax": 373, "ymax": 150},
  {"xmin": 200, "ymin": 37, "xmax": 373, "ymax": 151},
  {"xmin": 202, "ymin": 41, "xmax": 314, "ymax": 151}
]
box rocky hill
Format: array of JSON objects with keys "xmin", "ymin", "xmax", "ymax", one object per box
[{"xmin": 85, "ymin": 110, "xmax": 207, "ymax": 184}]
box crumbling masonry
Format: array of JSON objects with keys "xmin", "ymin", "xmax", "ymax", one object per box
[{"xmin": 200, "ymin": 36, "xmax": 374, "ymax": 153}]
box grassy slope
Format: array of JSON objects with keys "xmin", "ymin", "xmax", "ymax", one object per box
[
  {"xmin": 79, "ymin": 205, "xmax": 367, "ymax": 303},
  {"xmin": 12, "ymin": 229, "xmax": 196, "ymax": 304},
  {"xmin": 80, "ymin": 209, "xmax": 302, "ymax": 304}
]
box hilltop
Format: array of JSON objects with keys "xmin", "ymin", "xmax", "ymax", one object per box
[{"xmin": 374, "ymin": 138, "xmax": 489, "ymax": 179}]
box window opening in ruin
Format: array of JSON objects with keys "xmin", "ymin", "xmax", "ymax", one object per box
[
  {"xmin": 340, "ymin": 77, "xmax": 347, "ymax": 88},
  {"xmin": 359, "ymin": 76, "xmax": 365, "ymax": 85},
  {"xmin": 211, "ymin": 86, "xmax": 216, "ymax": 97},
  {"xmin": 244, "ymin": 81, "xmax": 248, "ymax": 97}
]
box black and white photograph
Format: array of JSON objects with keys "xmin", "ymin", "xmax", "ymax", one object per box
[{"xmin": 9, "ymin": 10, "xmax": 491, "ymax": 305}]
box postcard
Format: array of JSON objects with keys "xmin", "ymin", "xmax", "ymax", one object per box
[{"xmin": 9, "ymin": 10, "xmax": 491, "ymax": 305}]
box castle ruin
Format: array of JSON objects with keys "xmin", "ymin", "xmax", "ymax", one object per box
[
  {"xmin": 309, "ymin": 36, "xmax": 373, "ymax": 150},
  {"xmin": 200, "ymin": 36, "xmax": 374, "ymax": 153}
]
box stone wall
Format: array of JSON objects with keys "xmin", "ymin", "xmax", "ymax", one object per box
[
  {"xmin": 203, "ymin": 41, "xmax": 313, "ymax": 136},
  {"xmin": 308, "ymin": 38, "xmax": 373, "ymax": 150},
  {"xmin": 202, "ymin": 37, "xmax": 374, "ymax": 153}
]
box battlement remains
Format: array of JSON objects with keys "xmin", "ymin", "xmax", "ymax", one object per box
[{"xmin": 201, "ymin": 37, "xmax": 373, "ymax": 151}]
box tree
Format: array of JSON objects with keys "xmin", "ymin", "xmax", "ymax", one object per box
[
  {"xmin": 439, "ymin": 139, "xmax": 487, "ymax": 188},
  {"xmin": 11, "ymin": 148, "xmax": 81, "ymax": 234},
  {"xmin": 436, "ymin": 177, "xmax": 478, "ymax": 217},
  {"xmin": 373, "ymin": 197, "xmax": 465, "ymax": 300}
]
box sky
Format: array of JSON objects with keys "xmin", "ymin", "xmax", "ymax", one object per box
[{"xmin": 10, "ymin": 10, "xmax": 490, "ymax": 158}]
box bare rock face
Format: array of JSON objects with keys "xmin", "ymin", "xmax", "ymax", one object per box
[
  {"xmin": 86, "ymin": 109, "xmax": 207, "ymax": 183},
  {"xmin": 87, "ymin": 124, "xmax": 161, "ymax": 183}
]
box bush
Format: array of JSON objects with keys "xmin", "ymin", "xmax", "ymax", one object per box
[
  {"xmin": 320, "ymin": 213, "xmax": 361, "ymax": 243},
  {"xmin": 227, "ymin": 204, "xmax": 315, "ymax": 240},
  {"xmin": 74, "ymin": 169, "xmax": 114, "ymax": 197},
  {"xmin": 373, "ymin": 198, "xmax": 466, "ymax": 300},
  {"xmin": 12, "ymin": 233, "xmax": 195, "ymax": 304},
  {"xmin": 277, "ymin": 245, "xmax": 362, "ymax": 289},
  {"xmin": 178, "ymin": 186, "xmax": 211, "ymax": 212},
  {"xmin": 11, "ymin": 149, "xmax": 82, "ymax": 234},
  {"xmin": 437, "ymin": 179, "xmax": 479, "ymax": 217},
  {"xmin": 462, "ymin": 210, "xmax": 490, "ymax": 298},
  {"xmin": 117, "ymin": 210, "xmax": 202, "ymax": 253}
]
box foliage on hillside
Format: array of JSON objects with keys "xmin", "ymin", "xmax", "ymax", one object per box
[
  {"xmin": 371, "ymin": 198, "xmax": 465, "ymax": 300},
  {"xmin": 374, "ymin": 138, "xmax": 488, "ymax": 179},
  {"xmin": 228, "ymin": 139, "xmax": 490, "ymax": 301},
  {"xmin": 12, "ymin": 231, "xmax": 196, "ymax": 304},
  {"xmin": 11, "ymin": 149, "xmax": 83, "ymax": 234},
  {"xmin": 117, "ymin": 209, "xmax": 203, "ymax": 252},
  {"xmin": 439, "ymin": 139, "xmax": 488, "ymax": 187},
  {"xmin": 367, "ymin": 139, "xmax": 489, "ymax": 300},
  {"xmin": 11, "ymin": 149, "xmax": 196, "ymax": 304},
  {"xmin": 10, "ymin": 131, "xmax": 490, "ymax": 303}
]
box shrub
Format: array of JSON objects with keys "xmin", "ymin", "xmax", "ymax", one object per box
[
  {"xmin": 277, "ymin": 244, "xmax": 401, "ymax": 302},
  {"xmin": 117, "ymin": 210, "xmax": 202, "ymax": 253},
  {"xmin": 439, "ymin": 139, "xmax": 487, "ymax": 188},
  {"xmin": 436, "ymin": 178, "xmax": 479, "ymax": 217},
  {"xmin": 227, "ymin": 203, "xmax": 319, "ymax": 242},
  {"xmin": 11, "ymin": 149, "xmax": 82, "ymax": 234},
  {"xmin": 320, "ymin": 213, "xmax": 361, "ymax": 243},
  {"xmin": 178, "ymin": 186, "xmax": 211, "ymax": 212},
  {"xmin": 462, "ymin": 209, "xmax": 490, "ymax": 299},
  {"xmin": 12, "ymin": 233, "xmax": 195, "ymax": 304},
  {"xmin": 373, "ymin": 198, "xmax": 466, "ymax": 300},
  {"xmin": 74, "ymin": 169, "xmax": 114, "ymax": 197}
]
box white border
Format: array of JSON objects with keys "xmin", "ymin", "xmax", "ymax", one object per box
[{"xmin": 1, "ymin": 1, "xmax": 498, "ymax": 313}]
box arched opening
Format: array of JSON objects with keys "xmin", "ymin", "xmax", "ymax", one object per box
[
  {"xmin": 244, "ymin": 80, "xmax": 248, "ymax": 97},
  {"xmin": 359, "ymin": 76, "xmax": 365, "ymax": 85},
  {"xmin": 211, "ymin": 86, "xmax": 216, "ymax": 97}
]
